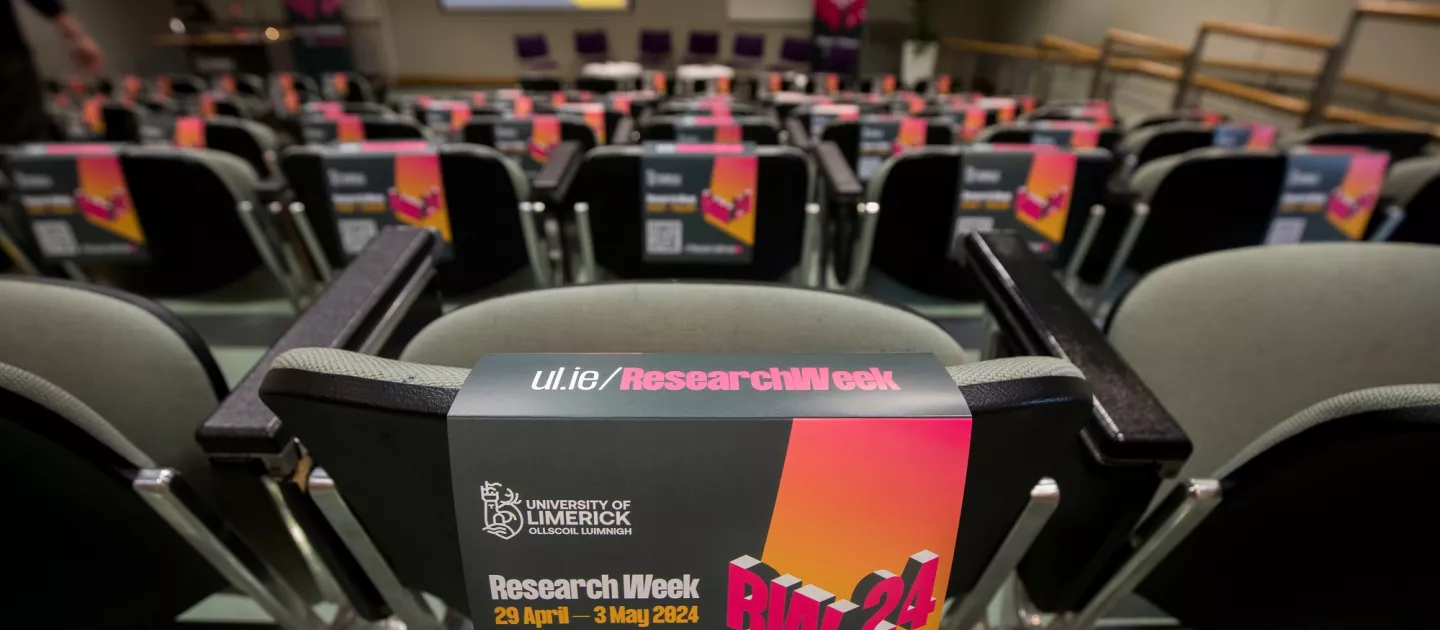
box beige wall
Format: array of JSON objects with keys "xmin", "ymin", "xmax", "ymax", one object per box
[
  {"xmin": 374, "ymin": 0, "xmax": 994, "ymax": 79},
  {"xmin": 992, "ymin": 0, "xmax": 1440, "ymax": 125},
  {"xmin": 382, "ymin": 0, "xmax": 811, "ymax": 78}
]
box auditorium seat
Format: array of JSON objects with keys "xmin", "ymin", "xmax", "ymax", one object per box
[
  {"xmin": 562, "ymin": 145, "xmax": 816, "ymax": 283},
  {"xmin": 301, "ymin": 115, "xmax": 429, "ymax": 144},
  {"xmin": 195, "ymin": 117, "xmax": 282, "ymax": 182},
  {"xmin": 1127, "ymin": 110, "xmax": 1228, "ymax": 130},
  {"xmin": 1378, "ymin": 155, "xmax": 1440, "ymax": 245},
  {"xmin": 975, "ymin": 122, "xmax": 1123, "ymax": 152},
  {"xmin": 461, "ymin": 114, "xmax": 597, "ymax": 176},
  {"xmin": 638, "ymin": 115, "xmax": 782, "ymax": 145},
  {"xmin": 255, "ymin": 281, "xmax": 1096, "ymax": 622},
  {"xmin": 281, "ymin": 143, "xmax": 543, "ymax": 295},
  {"xmin": 1113, "ymin": 121, "xmax": 1216, "ymax": 176},
  {"xmin": 864, "ymin": 145, "xmax": 1114, "ymax": 298},
  {"xmin": 1072, "ymin": 243, "xmax": 1440, "ymax": 629},
  {"xmin": 1081, "ymin": 148, "xmax": 1286, "ymax": 298},
  {"xmin": 0, "ymin": 277, "xmax": 323, "ymax": 628},
  {"xmin": 1280, "ymin": 124, "xmax": 1433, "ymax": 162},
  {"xmin": 7, "ymin": 145, "xmax": 268, "ymax": 296}
]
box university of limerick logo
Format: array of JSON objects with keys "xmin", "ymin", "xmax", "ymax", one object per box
[{"xmin": 482, "ymin": 481, "xmax": 524, "ymax": 540}]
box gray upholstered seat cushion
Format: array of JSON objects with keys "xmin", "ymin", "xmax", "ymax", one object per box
[
  {"xmin": 1109, "ymin": 243, "xmax": 1440, "ymax": 483},
  {"xmin": 401, "ymin": 283, "xmax": 968, "ymax": 368},
  {"xmin": 0, "ymin": 361, "xmax": 155, "ymax": 468},
  {"xmin": 0, "ymin": 279, "xmax": 221, "ymax": 485},
  {"xmin": 1382, "ymin": 155, "xmax": 1440, "ymax": 207},
  {"xmin": 1215, "ymin": 383, "xmax": 1440, "ymax": 479}
]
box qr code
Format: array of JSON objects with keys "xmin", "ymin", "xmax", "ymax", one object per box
[
  {"xmin": 1264, "ymin": 217, "xmax": 1307, "ymax": 245},
  {"xmin": 31, "ymin": 220, "xmax": 79, "ymax": 258},
  {"xmin": 338, "ymin": 218, "xmax": 379, "ymax": 255},
  {"xmin": 646, "ymin": 220, "xmax": 683, "ymax": 255}
]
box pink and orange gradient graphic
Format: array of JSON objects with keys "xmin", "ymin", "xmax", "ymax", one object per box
[
  {"xmin": 390, "ymin": 153, "xmax": 452, "ymax": 243},
  {"xmin": 336, "ymin": 115, "xmax": 365, "ymax": 143},
  {"xmin": 76, "ymin": 154, "xmax": 145, "ymax": 245},
  {"xmin": 173, "ymin": 116, "xmax": 206, "ymax": 148},
  {"xmin": 894, "ymin": 118, "xmax": 928, "ymax": 154},
  {"xmin": 1247, "ymin": 124, "xmax": 1277, "ymax": 149},
  {"xmin": 1326, "ymin": 152, "xmax": 1389, "ymax": 240},
  {"xmin": 760, "ymin": 417, "xmax": 971, "ymax": 630},
  {"xmin": 960, "ymin": 107, "xmax": 986, "ymax": 142},
  {"xmin": 702, "ymin": 155, "xmax": 759, "ymax": 247},
  {"xmin": 529, "ymin": 116, "xmax": 562, "ymax": 165},
  {"xmin": 1015, "ymin": 152, "xmax": 1077, "ymax": 244}
]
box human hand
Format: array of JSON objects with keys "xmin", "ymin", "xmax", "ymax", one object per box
[
  {"xmin": 54, "ymin": 14, "xmax": 105, "ymax": 76},
  {"xmin": 69, "ymin": 34, "xmax": 105, "ymax": 75}
]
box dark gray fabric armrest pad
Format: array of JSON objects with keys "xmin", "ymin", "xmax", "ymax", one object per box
[
  {"xmin": 964, "ymin": 232, "xmax": 1192, "ymax": 466},
  {"xmin": 196, "ymin": 228, "xmax": 438, "ymax": 455},
  {"xmin": 533, "ymin": 140, "xmax": 584, "ymax": 203},
  {"xmin": 817, "ymin": 140, "xmax": 862, "ymax": 198}
]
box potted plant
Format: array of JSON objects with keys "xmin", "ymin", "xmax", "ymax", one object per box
[{"xmin": 902, "ymin": 0, "xmax": 939, "ymax": 88}]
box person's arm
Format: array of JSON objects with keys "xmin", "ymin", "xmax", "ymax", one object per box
[{"xmin": 25, "ymin": 1, "xmax": 105, "ymax": 76}]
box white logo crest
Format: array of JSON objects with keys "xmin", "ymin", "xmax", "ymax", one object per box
[{"xmin": 482, "ymin": 481, "xmax": 524, "ymax": 540}]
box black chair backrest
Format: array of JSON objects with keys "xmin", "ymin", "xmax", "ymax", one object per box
[
  {"xmin": 1126, "ymin": 149, "xmax": 1286, "ymax": 275},
  {"xmin": 1138, "ymin": 404, "xmax": 1440, "ymax": 629},
  {"xmin": 302, "ymin": 115, "xmax": 428, "ymax": 144},
  {"xmin": 870, "ymin": 145, "xmax": 1113, "ymax": 299},
  {"xmin": 1129, "ymin": 109, "xmax": 1228, "ymax": 130},
  {"xmin": 1386, "ymin": 163, "xmax": 1440, "ymax": 245},
  {"xmin": 1, "ymin": 377, "xmax": 225, "ymax": 627},
  {"xmin": 822, "ymin": 118, "xmax": 956, "ymax": 181},
  {"xmin": 639, "ymin": 115, "xmax": 782, "ymax": 145},
  {"xmin": 461, "ymin": 115, "xmax": 597, "ymax": 176},
  {"xmin": 1292, "ymin": 127, "xmax": 1432, "ymax": 162},
  {"xmin": 281, "ymin": 144, "xmax": 529, "ymax": 294},
  {"xmin": 982, "ymin": 123, "xmax": 1123, "ymax": 153},
  {"xmin": 565, "ymin": 145, "xmax": 812, "ymax": 280},
  {"xmin": 657, "ymin": 100, "xmax": 757, "ymax": 116},
  {"xmin": 201, "ymin": 118, "xmax": 272, "ymax": 178},
  {"xmin": 6, "ymin": 145, "xmax": 261, "ymax": 295},
  {"xmin": 258, "ymin": 347, "xmax": 1092, "ymax": 618},
  {"xmin": 1123, "ymin": 123, "xmax": 1218, "ymax": 173}
]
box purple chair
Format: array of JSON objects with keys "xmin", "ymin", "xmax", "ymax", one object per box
[
  {"xmin": 639, "ymin": 30, "xmax": 673, "ymax": 69},
  {"xmin": 823, "ymin": 45, "xmax": 859, "ymax": 75},
  {"xmin": 729, "ymin": 33, "xmax": 766, "ymax": 69},
  {"xmin": 575, "ymin": 29, "xmax": 609, "ymax": 62},
  {"xmin": 685, "ymin": 31, "xmax": 720, "ymax": 64},
  {"xmin": 515, "ymin": 33, "xmax": 558, "ymax": 73},
  {"xmin": 773, "ymin": 37, "xmax": 812, "ymax": 71}
]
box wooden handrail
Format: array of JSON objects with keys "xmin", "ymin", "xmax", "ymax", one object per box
[
  {"xmin": 1201, "ymin": 20, "xmax": 1335, "ymax": 49},
  {"xmin": 940, "ymin": 37, "xmax": 1048, "ymax": 59},
  {"xmin": 1359, "ymin": 0, "xmax": 1440, "ymax": 22},
  {"xmin": 1038, "ymin": 35, "xmax": 1100, "ymax": 59},
  {"xmin": 1105, "ymin": 28, "xmax": 1188, "ymax": 57},
  {"xmin": 1199, "ymin": 58, "xmax": 1318, "ymax": 78}
]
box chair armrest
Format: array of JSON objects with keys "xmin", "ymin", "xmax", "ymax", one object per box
[
  {"xmin": 256, "ymin": 178, "xmax": 288, "ymax": 206},
  {"xmin": 532, "ymin": 140, "xmax": 584, "ymax": 205},
  {"xmin": 612, "ymin": 117, "xmax": 636, "ymax": 145},
  {"xmin": 962, "ymin": 232, "xmax": 1192, "ymax": 469},
  {"xmin": 197, "ymin": 228, "xmax": 441, "ymax": 459},
  {"xmin": 817, "ymin": 140, "xmax": 863, "ymax": 202},
  {"xmin": 785, "ymin": 117, "xmax": 810, "ymax": 147}
]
